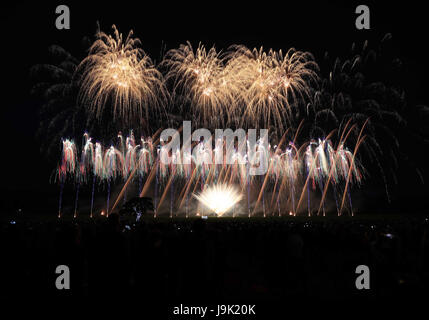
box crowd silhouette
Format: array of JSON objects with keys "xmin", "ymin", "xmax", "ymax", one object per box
[{"xmin": 1, "ymin": 214, "xmax": 428, "ymax": 302}]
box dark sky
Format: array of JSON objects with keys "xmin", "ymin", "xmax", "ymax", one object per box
[{"xmin": 1, "ymin": 1, "xmax": 428, "ymax": 214}]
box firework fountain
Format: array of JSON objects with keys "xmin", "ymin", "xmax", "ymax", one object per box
[{"xmin": 56, "ymin": 129, "xmax": 364, "ymax": 217}]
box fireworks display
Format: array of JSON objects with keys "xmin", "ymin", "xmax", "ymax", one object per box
[
  {"xmin": 162, "ymin": 43, "xmax": 319, "ymax": 133},
  {"xmin": 56, "ymin": 129, "xmax": 363, "ymax": 217},
  {"xmin": 226, "ymin": 46, "xmax": 319, "ymax": 133},
  {"xmin": 11, "ymin": 3, "xmax": 429, "ymax": 306},
  {"xmin": 42, "ymin": 24, "xmax": 408, "ymax": 219},
  {"xmin": 77, "ymin": 25, "xmax": 167, "ymax": 127},
  {"xmin": 162, "ymin": 42, "xmax": 237, "ymax": 128}
]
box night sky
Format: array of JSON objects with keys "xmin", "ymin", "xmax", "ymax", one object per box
[{"xmin": 1, "ymin": 1, "xmax": 428, "ymax": 215}]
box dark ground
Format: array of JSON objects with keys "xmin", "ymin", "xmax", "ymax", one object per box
[{"xmin": 2, "ymin": 213, "xmax": 428, "ymax": 308}]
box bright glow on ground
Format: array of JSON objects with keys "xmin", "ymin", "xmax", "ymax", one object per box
[{"xmin": 193, "ymin": 183, "xmax": 243, "ymax": 216}]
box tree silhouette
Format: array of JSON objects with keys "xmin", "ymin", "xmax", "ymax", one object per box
[{"xmin": 119, "ymin": 196, "xmax": 154, "ymax": 220}]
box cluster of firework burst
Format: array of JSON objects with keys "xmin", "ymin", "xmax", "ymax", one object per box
[
  {"xmin": 77, "ymin": 25, "xmax": 167, "ymax": 127},
  {"xmin": 57, "ymin": 132, "xmax": 154, "ymax": 183},
  {"xmin": 76, "ymin": 26, "xmax": 318, "ymax": 135},
  {"xmin": 52, "ymin": 24, "xmax": 380, "ymax": 218},
  {"xmin": 57, "ymin": 126, "xmax": 363, "ymax": 217}
]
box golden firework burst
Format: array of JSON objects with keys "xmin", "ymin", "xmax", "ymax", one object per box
[
  {"xmin": 227, "ymin": 46, "xmax": 319, "ymax": 133},
  {"xmin": 162, "ymin": 42, "xmax": 242, "ymax": 128},
  {"xmin": 77, "ymin": 25, "xmax": 167, "ymax": 126}
]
